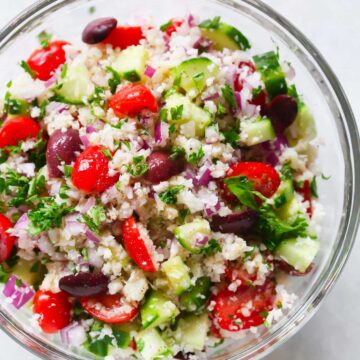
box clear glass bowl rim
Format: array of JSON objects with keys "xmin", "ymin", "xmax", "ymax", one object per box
[{"xmin": 0, "ymin": 0, "xmax": 359, "ymax": 359}]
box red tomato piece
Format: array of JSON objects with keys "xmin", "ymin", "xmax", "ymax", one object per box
[
  {"xmin": 226, "ymin": 162, "xmax": 281, "ymax": 199},
  {"xmin": 72, "ymin": 145, "xmax": 119, "ymax": 193},
  {"xmin": 0, "ymin": 214, "xmax": 16, "ymax": 263},
  {"xmin": 122, "ymin": 216, "xmax": 157, "ymax": 272},
  {"xmin": 80, "ymin": 293, "xmax": 139, "ymax": 324},
  {"xmin": 212, "ymin": 279, "xmax": 275, "ymax": 332},
  {"xmin": 0, "ymin": 116, "xmax": 41, "ymax": 149},
  {"xmin": 249, "ymin": 90, "xmax": 267, "ymax": 108},
  {"xmin": 274, "ymin": 259, "xmax": 314, "ymax": 276},
  {"xmin": 235, "ymin": 61, "xmax": 257, "ymax": 92},
  {"xmin": 163, "ymin": 19, "xmax": 184, "ymax": 36},
  {"xmin": 27, "ymin": 40, "xmax": 68, "ymax": 81},
  {"xmin": 33, "ymin": 290, "xmax": 72, "ymax": 333},
  {"xmin": 109, "ymin": 84, "xmax": 158, "ymax": 118},
  {"xmin": 102, "ymin": 26, "xmax": 144, "ymax": 49}
]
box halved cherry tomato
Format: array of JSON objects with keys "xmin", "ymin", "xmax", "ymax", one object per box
[
  {"xmin": 0, "ymin": 214, "xmax": 16, "ymax": 263},
  {"xmin": 295, "ymin": 180, "xmax": 313, "ymax": 217},
  {"xmin": 102, "ymin": 26, "xmax": 144, "ymax": 49},
  {"xmin": 225, "ymin": 263, "xmax": 257, "ymax": 286},
  {"xmin": 211, "ymin": 279, "xmax": 275, "ymax": 332},
  {"xmin": 80, "ymin": 293, "xmax": 139, "ymax": 324},
  {"xmin": 33, "ymin": 290, "xmax": 72, "ymax": 333},
  {"xmin": 109, "ymin": 84, "xmax": 158, "ymax": 118},
  {"xmin": 27, "ymin": 40, "xmax": 68, "ymax": 81},
  {"xmin": 122, "ymin": 216, "xmax": 157, "ymax": 272},
  {"xmin": 72, "ymin": 145, "xmax": 119, "ymax": 193},
  {"xmin": 0, "ymin": 116, "xmax": 41, "ymax": 149},
  {"xmin": 225, "ymin": 162, "xmax": 281, "ymax": 199},
  {"xmin": 162, "ymin": 19, "xmax": 184, "ymax": 36}
]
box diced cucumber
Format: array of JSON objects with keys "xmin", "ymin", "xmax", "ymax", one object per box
[
  {"xmin": 174, "ymin": 219, "xmax": 211, "ymax": 254},
  {"xmin": 170, "ymin": 57, "xmax": 219, "ymax": 97},
  {"xmin": 57, "ymin": 61, "xmax": 94, "ymax": 104},
  {"xmin": 163, "ymin": 93, "xmax": 212, "ymax": 137},
  {"xmin": 253, "ymin": 51, "xmax": 287, "ymax": 99},
  {"xmin": 6, "ymin": 98, "xmax": 30, "ymax": 116},
  {"xmin": 174, "ymin": 313, "xmax": 210, "ymax": 351},
  {"xmin": 179, "ymin": 276, "xmax": 211, "ymax": 313},
  {"xmin": 162, "ymin": 256, "xmax": 191, "ymax": 295},
  {"xmin": 275, "ymin": 237, "xmax": 320, "ymax": 272},
  {"xmin": 272, "ymin": 179, "xmax": 294, "ymax": 209},
  {"xmin": 112, "ymin": 45, "xmax": 148, "ymax": 83},
  {"xmin": 286, "ymin": 105, "xmax": 317, "ymax": 146},
  {"xmin": 240, "ymin": 118, "xmax": 276, "ymax": 146},
  {"xmin": 199, "ymin": 20, "xmax": 251, "ymax": 51},
  {"xmin": 276, "ymin": 197, "xmax": 303, "ymax": 224},
  {"xmin": 141, "ymin": 291, "xmax": 179, "ymax": 329},
  {"xmin": 11, "ymin": 259, "xmax": 46, "ymax": 288},
  {"xmin": 135, "ymin": 328, "xmax": 172, "ymax": 360}
]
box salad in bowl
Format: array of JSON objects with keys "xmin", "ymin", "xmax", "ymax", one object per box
[{"xmin": 0, "ymin": 12, "xmax": 323, "ymax": 360}]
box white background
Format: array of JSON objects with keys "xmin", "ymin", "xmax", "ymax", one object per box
[{"xmin": 0, "ymin": 1, "xmax": 359, "ymax": 359}]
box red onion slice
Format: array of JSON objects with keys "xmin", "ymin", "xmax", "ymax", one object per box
[
  {"xmin": 144, "ymin": 65, "xmax": 156, "ymax": 78},
  {"xmin": 3, "ymin": 275, "xmax": 35, "ymax": 309}
]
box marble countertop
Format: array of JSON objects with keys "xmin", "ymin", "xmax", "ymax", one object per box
[{"xmin": 0, "ymin": 1, "xmax": 359, "ymax": 359}]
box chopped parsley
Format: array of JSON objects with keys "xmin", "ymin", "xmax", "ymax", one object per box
[
  {"xmin": 215, "ymin": 103, "xmax": 227, "ymax": 118},
  {"xmin": 252, "ymin": 86, "xmax": 262, "ymax": 99},
  {"xmin": 90, "ymin": 86, "xmax": 106, "ymax": 108},
  {"xmin": 101, "ymin": 148, "xmax": 113, "ymax": 160},
  {"xmin": 170, "ymin": 105, "xmax": 184, "ymax": 121},
  {"xmin": 106, "ymin": 67, "xmax": 121, "ymax": 94},
  {"xmin": 200, "ymin": 239, "xmax": 221, "ymax": 256},
  {"xmin": 128, "ymin": 155, "xmax": 148, "ymax": 177},
  {"xmin": 20, "ymin": 60, "xmax": 37, "ymax": 79},
  {"xmin": 159, "ymin": 108, "xmax": 168, "ymax": 121},
  {"xmin": 39, "ymin": 99, "xmax": 49, "ymax": 119},
  {"xmin": 88, "ymin": 6, "xmax": 96, "ymax": 14},
  {"xmin": 27, "ymin": 197, "xmax": 74, "ymax": 236},
  {"xmin": 81, "ymin": 205, "xmax": 106, "ymax": 234},
  {"xmin": 60, "ymin": 63, "xmax": 68, "ymax": 79},
  {"xmin": 169, "ymin": 124, "xmax": 176, "ymax": 133},
  {"xmin": 280, "ymin": 163, "xmax": 294, "ymax": 180},
  {"xmin": 135, "ymin": 338, "xmax": 145, "ymax": 352},
  {"xmin": 222, "ymin": 129, "xmax": 239, "ymax": 148},
  {"xmin": 37, "ymin": 30, "xmax": 52, "ymax": 49},
  {"xmin": 178, "ymin": 208, "xmax": 190, "ymax": 225},
  {"xmin": 310, "ymin": 176, "xmax": 318, "ymax": 198},
  {"xmin": 170, "ymin": 146, "xmax": 186, "ymax": 160},
  {"xmin": 321, "ymin": 173, "xmax": 331, "ymax": 180},
  {"xmin": 221, "ymin": 84, "xmax": 238, "ymax": 111},
  {"xmin": 0, "ymin": 265, "xmax": 9, "ymax": 283},
  {"xmin": 188, "ymin": 146, "xmax": 205, "ymax": 166},
  {"xmin": 63, "ymin": 165, "xmax": 73, "ymax": 178},
  {"xmin": 160, "ymin": 20, "xmax": 173, "ymax": 32},
  {"xmin": 199, "ymin": 16, "xmax": 221, "ymax": 30},
  {"xmin": 80, "ymin": 248, "xmax": 89, "ymax": 262},
  {"xmin": 113, "ymin": 329, "xmax": 131, "ymax": 349},
  {"xmin": 159, "ymin": 185, "xmax": 185, "ymax": 205},
  {"xmin": 59, "ymin": 184, "xmax": 69, "ymax": 199}
]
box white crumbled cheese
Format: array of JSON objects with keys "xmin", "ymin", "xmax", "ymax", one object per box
[{"xmin": 123, "ymin": 269, "xmax": 148, "ymax": 302}]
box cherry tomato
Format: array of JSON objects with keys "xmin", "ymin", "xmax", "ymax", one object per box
[
  {"xmin": 72, "ymin": 145, "xmax": 119, "ymax": 193},
  {"xmin": 212, "ymin": 279, "xmax": 275, "ymax": 331},
  {"xmin": 33, "ymin": 290, "xmax": 72, "ymax": 333},
  {"xmin": 102, "ymin": 26, "xmax": 144, "ymax": 49},
  {"xmin": 0, "ymin": 214, "xmax": 16, "ymax": 263},
  {"xmin": 122, "ymin": 216, "xmax": 157, "ymax": 272},
  {"xmin": 226, "ymin": 162, "xmax": 281, "ymax": 199},
  {"xmin": 162, "ymin": 19, "xmax": 184, "ymax": 36},
  {"xmin": 295, "ymin": 180, "xmax": 313, "ymax": 217},
  {"xmin": 274, "ymin": 259, "xmax": 314, "ymax": 276},
  {"xmin": 249, "ymin": 90, "xmax": 267, "ymax": 108},
  {"xmin": 80, "ymin": 293, "xmax": 139, "ymax": 324},
  {"xmin": 0, "ymin": 116, "xmax": 41, "ymax": 149},
  {"xmin": 225, "ymin": 263, "xmax": 257, "ymax": 286},
  {"xmin": 27, "ymin": 40, "xmax": 68, "ymax": 81},
  {"xmin": 109, "ymin": 85, "xmax": 158, "ymax": 118}
]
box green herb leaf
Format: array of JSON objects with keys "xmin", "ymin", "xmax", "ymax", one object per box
[
  {"xmin": 0, "ymin": 265, "xmax": 9, "ymax": 283},
  {"xmin": 106, "ymin": 67, "xmax": 122, "ymax": 94},
  {"xmin": 170, "ymin": 146, "xmax": 186, "ymax": 160},
  {"xmin": 200, "ymin": 239, "xmax": 221, "ymax": 256},
  {"xmin": 169, "ymin": 124, "xmax": 176, "ymax": 133},
  {"xmin": 128, "ymin": 155, "xmax": 148, "ymax": 177},
  {"xmin": 280, "ymin": 163, "xmax": 294, "ymax": 180},
  {"xmin": 81, "ymin": 248, "xmax": 89, "ymax": 262},
  {"xmin": 222, "ymin": 129, "xmax": 239, "ymax": 148},
  {"xmin": 252, "ymin": 86, "xmax": 262, "ymax": 99},
  {"xmin": 20, "ymin": 60, "xmax": 38, "ymax": 79},
  {"xmin": 159, "ymin": 185, "xmax": 185, "ymax": 205},
  {"xmin": 101, "ymin": 148, "xmax": 113, "ymax": 160},
  {"xmin": 310, "ymin": 177, "xmax": 318, "ymax": 198},
  {"xmin": 160, "ymin": 20, "xmax": 173, "ymax": 32},
  {"xmin": 63, "ymin": 165, "xmax": 73, "ymax": 178},
  {"xmin": 178, "ymin": 208, "xmax": 190, "ymax": 225},
  {"xmin": 59, "ymin": 184, "xmax": 69, "ymax": 199},
  {"xmin": 112, "ymin": 329, "xmax": 131, "ymax": 349},
  {"xmin": 221, "ymin": 84, "xmax": 237, "ymax": 111},
  {"xmin": 37, "ymin": 31, "xmax": 52, "ymax": 49},
  {"xmin": 215, "ymin": 103, "xmax": 227, "ymax": 118},
  {"xmin": 159, "ymin": 108, "xmax": 168, "ymax": 122},
  {"xmin": 321, "ymin": 173, "xmax": 331, "ymax": 180},
  {"xmin": 170, "ymin": 105, "xmax": 184, "ymax": 121},
  {"xmin": 188, "ymin": 146, "xmax": 205, "ymax": 166},
  {"xmin": 199, "ymin": 16, "xmax": 221, "ymax": 30},
  {"xmin": 82, "ymin": 205, "xmax": 106, "ymax": 234},
  {"xmin": 60, "ymin": 63, "xmax": 68, "ymax": 79}
]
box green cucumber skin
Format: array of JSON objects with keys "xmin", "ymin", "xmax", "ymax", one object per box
[
  {"xmin": 273, "ymin": 179, "xmax": 294, "ymax": 209},
  {"xmin": 221, "ymin": 23, "xmax": 251, "ymax": 50},
  {"xmin": 180, "ymin": 276, "xmax": 211, "ymax": 312}
]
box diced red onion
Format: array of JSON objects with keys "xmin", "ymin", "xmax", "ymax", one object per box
[
  {"xmin": 60, "ymin": 322, "xmax": 87, "ymax": 346},
  {"xmin": 85, "ymin": 229, "xmax": 100, "ymax": 244},
  {"xmin": 14, "ymin": 213, "xmax": 29, "ymax": 231},
  {"xmin": 188, "ymin": 14, "xmax": 195, "ymax": 27},
  {"xmin": 204, "ymin": 201, "xmax": 221, "ymax": 217},
  {"xmin": 274, "ymin": 134, "xmax": 289, "ymax": 151},
  {"xmin": 140, "ymin": 115, "xmax": 150, "ymax": 126},
  {"xmin": 88, "ymin": 248, "xmax": 104, "ymax": 268},
  {"xmin": 234, "ymin": 91, "xmax": 242, "ymax": 110},
  {"xmin": 86, "ymin": 125, "xmax": 96, "ymax": 134},
  {"xmin": 195, "ymin": 235, "xmax": 209, "ymax": 247},
  {"xmin": 144, "ymin": 65, "xmax": 156, "ymax": 78},
  {"xmin": 82, "ymin": 197, "xmax": 96, "ymax": 213},
  {"xmin": 44, "ymin": 75, "xmax": 57, "ymax": 88},
  {"xmin": 202, "ymin": 92, "xmax": 220, "ymax": 102},
  {"xmin": 148, "ymin": 189, "xmax": 155, "ymax": 199},
  {"xmin": 46, "ymin": 102, "xmax": 68, "ymax": 114},
  {"xmin": 193, "ymin": 37, "xmax": 212, "ymax": 50},
  {"xmin": 163, "ymin": 35, "xmax": 170, "ymax": 50},
  {"xmin": 3, "ymin": 275, "xmax": 35, "ymax": 309},
  {"xmin": 155, "ymin": 121, "xmax": 169, "ymax": 146},
  {"xmin": 80, "ymin": 135, "xmax": 90, "ymax": 148},
  {"xmin": 37, "ymin": 236, "xmax": 55, "ymax": 255},
  {"xmin": 196, "ymin": 167, "xmax": 213, "ymax": 187}
]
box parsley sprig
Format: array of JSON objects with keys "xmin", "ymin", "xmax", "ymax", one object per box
[
  {"xmin": 159, "ymin": 185, "xmax": 185, "ymax": 205},
  {"xmin": 81, "ymin": 205, "xmax": 106, "ymax": 234},
  {"xmin": 128, "ymin": 156, "xmax": 148, "ymax": 177}
]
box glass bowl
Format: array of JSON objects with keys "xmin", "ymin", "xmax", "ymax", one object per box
[{"xmin": 0, "ymin": 0, "xmax": 359, "ymax": 359}]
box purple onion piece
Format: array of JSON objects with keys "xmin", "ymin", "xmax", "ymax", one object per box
[
  {"xmin": 86, "ymin": 229, "xmax": 101, "ymax": 244},
  {"xmin": 3, "ymin": 275, "xmax": 35, "ymax": 309},
  {"xmin": 195, "ymin": 236, "xmax": 209, "ymax": 247},
  {"xmin": 210, "ymin": 210, "xmax": 258, "ymax": 235},
  {"xmin": 144, "ymin": 65, "xmax": 156, "ymax": 78}
]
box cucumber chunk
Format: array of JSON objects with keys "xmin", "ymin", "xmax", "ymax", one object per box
[
  {"xmin": 141, "ymin": 291, "xmax": 179, "ymax": 329},
  {"xmin": 174, "ymin": 313, "xmax": 210, "ymax": 351},
  {"xmin": 11, "ymin": 259, "xmax": 46, "ymax": 288},
  {"xmin": 174, "ymin": 218, "xmax": 211, "ymax": 254},
  {"xmin": 275, "ymin": 237, "xmax": 320, "ymax": 272},
  {"xmin": 179, "ymin": 276, "xmax": 211, "ymax": 313},
  {"xmin": 286, "ymin": 105, "xmax": 317, "ymax": 146},
  {"xmin": 163, "ymin": 93, "xmax": 212, "ymax": 137},
  {"xmin": 162, "ymin": 256, "xmax": 191, "ymax": 295},
  {"xmin": 135, "ymin": 328, "xmax": 172, "ymax": 360},
  {"xmin": 272, "ymin": 179, "xmax": 294, "ymax": 209},
  {"xmin": 112, "ymin": 45, "xmax": 148, "ymax": 83},
  {"xmin": 170, "ymin": 57, "xmax": 219, "ymax": 97},
  {"xmin": 253, "ymin": 51, "xmax": 287, "ymax": 99},
  {"xmin": 199, "ymin": 20, "xmax": 250, "ymax": 51},
  {"xmin": 276, "ymin": 197, "xmax": 303, "ymax": 224},
  {"xmin": 6, "ymin": 98, "xmax": 30, "ymax": 116},
  {"xmin": 240, "ymin": 118, "xmax": 276, "ymax": 146},
  {"xmin": 57, "ymin": 61, "xmax": 94, "ymax": 104}
]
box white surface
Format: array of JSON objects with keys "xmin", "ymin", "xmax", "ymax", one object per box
[{"xmin": 0, "ymin": 1, "xmax": 359, "ymax": 359}]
